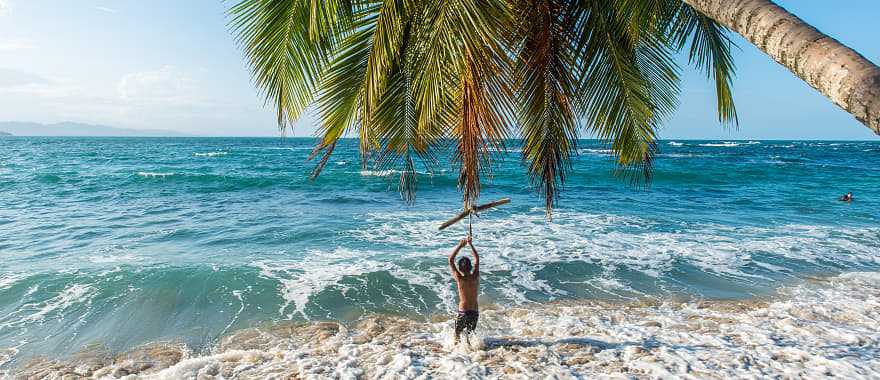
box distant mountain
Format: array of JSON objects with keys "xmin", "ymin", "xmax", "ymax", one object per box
[
  {"xmin": 0, "ymin": 122, "xmax": 191, "ymax": 137},
  {"xmin": 0, "ymin": 131, "xmax": 11, "ymax": 136}
]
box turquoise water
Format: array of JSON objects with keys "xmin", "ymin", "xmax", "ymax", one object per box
[{"xmin": 0, "ymin": 137, "xmax": 878, "ymax": 366}]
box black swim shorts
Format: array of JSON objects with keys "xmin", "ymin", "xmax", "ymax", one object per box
[{"xmin": 454, "ymin": 310, "xmax": 479, "ymax": 336}]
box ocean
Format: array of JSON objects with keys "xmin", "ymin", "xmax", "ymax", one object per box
[{"xmin": 0, "ymin": 136, "xmax": 878, "ymax": 378}]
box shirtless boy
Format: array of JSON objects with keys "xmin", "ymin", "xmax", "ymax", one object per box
[{"xmin": 449, "ymin": 236, "xmax": 480, "ymax": 344}]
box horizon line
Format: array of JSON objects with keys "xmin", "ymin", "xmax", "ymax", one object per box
[{"xmin": 2, "ymin": 135, "xmax": 878, "ymax": 142}]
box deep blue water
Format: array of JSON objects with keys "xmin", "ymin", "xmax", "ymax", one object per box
[{"xmin": 0, "ymin": 137, "xmax": 878, "ymax": 364}]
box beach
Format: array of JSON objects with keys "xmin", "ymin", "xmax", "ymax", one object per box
[
  {"xmin": 11, "ymin": 273, "xmax": 880, "ymax": 378},
  {"xmin": 0, "ymin": 137, "xmax": 878, "ymax": 378}
]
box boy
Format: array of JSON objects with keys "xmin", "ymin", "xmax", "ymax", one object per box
[{"xmin": 449, "ymin": 236, "xmax": 480, "ymax": 344}]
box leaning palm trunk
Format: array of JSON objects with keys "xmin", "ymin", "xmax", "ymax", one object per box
[{"xmin": 685, "ymin": 0, "xmax": 880, "ymax": 134}]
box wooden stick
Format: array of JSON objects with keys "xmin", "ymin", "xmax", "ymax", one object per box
[
  {"xmin": 438, "ymin": 209, "xmax": 471, "ymax": 231},
  {"xmin": 438, "ymin": 198, "xmax": 511, "ymax": 230},
  {"xmin": 472, "ymin": 197, "xmax": 510, "ymax": 212}
]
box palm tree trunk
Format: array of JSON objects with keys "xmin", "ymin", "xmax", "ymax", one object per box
[{"xmin": 684, "ymin": 0, "xmax": 880, "ymax": 135}]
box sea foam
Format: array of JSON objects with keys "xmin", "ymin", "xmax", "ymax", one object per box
[
  {"xmin": 351, "ymin": 210, "xmax": 879, "ymax": 285},
  {"xmin": 0, "ymin": 283, "xmax": 96, "ymax": 331},
  {"xmin": 0, "ymin": 274, "xmax": 25, "ymax": 291},
  {"xmin": 9, "ymin": 272, "xmax": 879, "ymax": 379},
  {"xmin": 239, "ymin": 210, "xmax": 880, "ymax": 326}
]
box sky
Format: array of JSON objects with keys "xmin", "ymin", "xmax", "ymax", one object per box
[{"xmin": 0, "ymin": 0, "xmax": 878, "ymax": 140}]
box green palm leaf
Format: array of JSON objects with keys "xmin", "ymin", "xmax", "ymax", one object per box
[
  {"xmin": 309, "ymin": 4, "xmax": 377, "ymax": 178},
  {"xmin": 513, "ymin": 0, "xmax": 580, "ymax": 217},
  {"xmin": 229, "ymin": 0, "xmax": 337, "ymax": 128},
  {"xmin": 573, "ymin": 0, "xmax": 679, "ymax": 185},
  {"xmin": 409, "ymin": 0, "xmax": 513, "ymax": 208},
  {"xmin": 672, "ymin": 3, "xmax": 739, "ymax": 127}
]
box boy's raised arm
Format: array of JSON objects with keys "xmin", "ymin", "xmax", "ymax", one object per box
[
  {"xmin": 467, "ymin": 236, "xmax": 479, "ymax": 274},
  {"xmin": 449, "ymin": 239, "xmax": 467, "ymax": 278}
]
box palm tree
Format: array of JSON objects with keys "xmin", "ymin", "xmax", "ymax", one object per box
[
  {"xmin": 228, "ymin": 0, "xmax": 740, "ymax": 216},
  {"xmin": 684, "ymin": 0, "xmax": 880, "ymax": 135}
]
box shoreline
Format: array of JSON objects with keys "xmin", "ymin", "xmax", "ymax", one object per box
[{"xmin": 6, "ymin": 272, "xmax": 879, "ymax": 379}]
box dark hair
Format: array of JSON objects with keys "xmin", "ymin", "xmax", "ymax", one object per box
[{"xmin": 457, "ymin": 257, "xmax": 472, "ymax": 273}]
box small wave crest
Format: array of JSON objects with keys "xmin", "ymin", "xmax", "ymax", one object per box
[
  {"xmin": 358, "ymin": 170, "xmax": 433, "ymax": 177},
  {"xmin": 698, "ymin": 141, "xmax": 761, "ymax": 147},
  {"xmin": 88, "ymin": 253, "xmax": 141, "ymax": 264},
  {"xmin": 698, "ymin": 141, "xmax": 739, "ymax": 147},
  {"xmin": 136, "ymin": 171, "xmax": 174, "ymax": 178},
  {"xmin": 194, "ymin": 151, "xmax": 228, "ymax": 157},
  {"xmin": 0, "ymin": 273, "xmax": 26, "ymax": 291},
  {"xmin": 359, "ymin": 170, "xmax": 396, "ymax": 177},
  {"xmin": 578, "ymin": 148, "xmax": 613, "ymax": 155}
]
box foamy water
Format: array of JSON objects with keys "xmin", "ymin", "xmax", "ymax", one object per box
[{"xmin": 9, "ymin": 272, "xmax": 879, "ymax": 379}]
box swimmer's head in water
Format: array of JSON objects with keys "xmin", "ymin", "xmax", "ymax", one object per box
[{"xmin": 457, "ymin": 257, "xmax": 472, "ymax": 274}]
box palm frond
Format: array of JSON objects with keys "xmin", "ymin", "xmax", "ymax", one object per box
[
  {"xmin": 408, "ymin": 0, "xmax": 458, "ymax": 132},
  {"xmin": 572, "ymin": 0, "xmax": 679, "ymax": 185},
  {"xmin": 308, "ymin": 0, "xmax": 354, "ymax": 41},
  {"xmin": 367, "ymin": 22, "xmax": 449, "ymax": 203},
  {"xmin": 361, "ymin": 0, "xmax": 410, "ymax": 155},
  {"xmin": 514, "ymin": 0, "xmax": 580, "ymax": 217},
  {"xmin": 309, "ymin": 4, "xmax": 378, "ymax": 178},
  {"xmin": 455, "ymin": 49, "xmax": 513, "ymax": 208},
  {"xmin": 229, "ymin": 0, "xmax": 340, "ymax": 129},
  {"xmin": 405, "ymin": 0, "xmax": 513, "ymax": 208},
  {"xmin": 673, "ymin": 3, "xmax": 738, "ymax": 127}
]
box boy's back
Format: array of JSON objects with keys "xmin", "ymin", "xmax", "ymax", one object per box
[
  {"xmin": 455, "ymin": 271, "xmax": 479, "ymax": 311},
  {"xmin": 449, "ymin": 237, "xmax": 480, "ymax": 344}
]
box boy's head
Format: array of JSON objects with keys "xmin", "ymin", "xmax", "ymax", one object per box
[{"xmin": 457, "ymin": 257, "xmax": 472, "ymax": 274}]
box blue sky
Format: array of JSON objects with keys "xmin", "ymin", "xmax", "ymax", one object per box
[{"xmin": 0, "ymin": 0, "xmax": 877, "ymax": 139}]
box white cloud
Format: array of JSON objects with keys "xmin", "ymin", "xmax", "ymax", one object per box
[
  {"xmin": 117, "ymin": 65, "xmax": 198, "ymax": 106},
  {"xmin": 112, "ymin": 66, "xmax": 257, "ymax": 129},
  {"xmin": 0, "ymin": 64, "xmax": 273, "ymax": 135},
  {"xmin": 0, "ymin": 66, "xmax": 205, "ymax": 125},
  {"xmin": 92, "ymin": 6, "xmax": 117, "ymax": 14},
  {"xmin": 0, "ymin": 68, "xmax": 51, "ymax": 87},
  {"xmin": 0, "ymin": 0, "xmax": 9, "ymax": 16}
]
